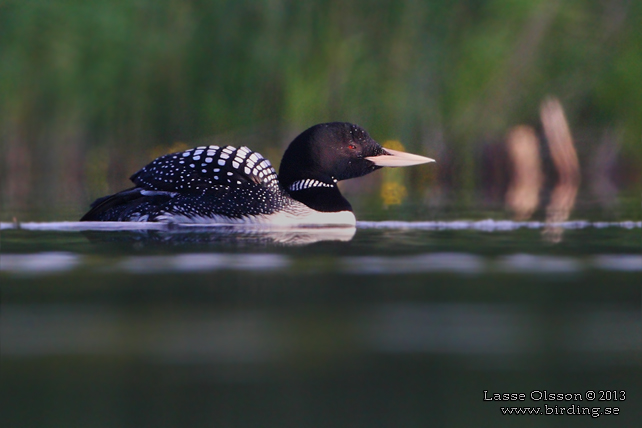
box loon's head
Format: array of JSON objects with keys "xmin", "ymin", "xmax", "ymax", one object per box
[{"xmin": 278, "ymin": 122, "xmax": 434, "ymax": 188}]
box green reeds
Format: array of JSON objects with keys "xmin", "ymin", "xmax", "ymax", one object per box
[{"xmin": 1, "ymin": 0, "xmax": 640, "ymax": 217}]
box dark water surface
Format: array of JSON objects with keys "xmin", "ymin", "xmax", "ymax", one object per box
[{"xmin": 1, "ymin": 220, "xmax": 640, "ymax": 428}]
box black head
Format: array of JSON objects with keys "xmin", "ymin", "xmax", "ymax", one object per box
[{"xmin": 278, "ymin": 122, "xmax": 387, "ymax": 187}]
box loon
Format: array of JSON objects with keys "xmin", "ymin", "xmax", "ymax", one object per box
[{"xmin": 80, "ymin": 122, "xmax": 434, "ymax": 226}]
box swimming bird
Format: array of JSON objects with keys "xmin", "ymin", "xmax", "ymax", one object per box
[{"xmin": 80, "ymin": 122, "xmax": 434, "ymax": 226}]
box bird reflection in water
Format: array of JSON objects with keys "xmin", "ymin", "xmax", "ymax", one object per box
[{"xmin": 80, "ymin": 223, "xmax": 356, "ymax": 246}]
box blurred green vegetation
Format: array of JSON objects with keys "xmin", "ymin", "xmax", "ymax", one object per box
[{"xmin": 1, "ymin": 0, "xmax": 640, "ymax": 218}]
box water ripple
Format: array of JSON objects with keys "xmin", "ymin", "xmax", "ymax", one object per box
[
  {"xmin": 0, "ymin": 252, "xmax": 81, "ymax": 275},
  {"xmin": 356, "ymin": 219, "xmax": 642, "ymax": 231},
  {"xmin": 2, "ymin": 252, "xmax": 640, "ymax": 275},
  {"xmin": 119, "ymin": 253, "xmax": 290, "ymax": 273},
  {"xmin": 2, "ymin": 219, "xmax": 641, "ymax": 232}
]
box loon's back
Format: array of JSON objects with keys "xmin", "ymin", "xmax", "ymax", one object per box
[{"xmin": 81, "ymin": 145, "xmax": 304, "ymax": 223}]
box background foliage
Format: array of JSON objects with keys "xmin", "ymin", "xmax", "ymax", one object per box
[{"xmin": 1, "ymin": 0, "xmax": 640, "ymax": 218}]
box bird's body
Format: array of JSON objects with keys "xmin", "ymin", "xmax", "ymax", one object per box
[{"xmin": 81, "ymin": 122, "xmax": 434, "ymax": 226}]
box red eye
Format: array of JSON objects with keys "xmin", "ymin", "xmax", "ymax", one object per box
[{"xmin": 348, "ymin": 144, "xmax": 357, "ymax": 150}]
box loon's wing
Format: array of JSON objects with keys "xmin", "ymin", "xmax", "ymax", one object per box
[
  {"xmin": 80, "ymin": 188, "xmax": 176, "ymax": 221},
  {"xmin": 81, "ymin": 145, "xmax": 294, "ymax": 222}
]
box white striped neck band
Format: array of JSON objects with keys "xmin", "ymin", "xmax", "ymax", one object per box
[{"xmin": 288, "ymin": 178, "xmax": 337, "ymax": 192}]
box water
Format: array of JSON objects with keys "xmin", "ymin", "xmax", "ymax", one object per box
[{"xmin": 1, "ymin": 220, "xmax": 641, "ymax": 427}]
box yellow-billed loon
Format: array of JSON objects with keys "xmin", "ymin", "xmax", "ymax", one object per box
[{"xmin": 80, "ymin": 122, "xmax": 435, "ymax": 226}]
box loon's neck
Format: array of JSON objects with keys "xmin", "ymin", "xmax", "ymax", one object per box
[{"xmin": 282, "ymin": 177, "xmax": 352, "ymax": 213}]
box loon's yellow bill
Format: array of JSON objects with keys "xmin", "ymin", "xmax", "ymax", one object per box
[{"xmin": 366, "ymin": 148, "xmax": 435, "ymax": 167}]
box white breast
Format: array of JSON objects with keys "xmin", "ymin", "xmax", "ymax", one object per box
[{"xmin": 155, "ymin": 201, "xmax": 356, "ymax": 227}]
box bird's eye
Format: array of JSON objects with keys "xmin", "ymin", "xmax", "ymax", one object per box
[{"xmin": 348, "ymin": 144, "xmax": 357, "ymax": 150}]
